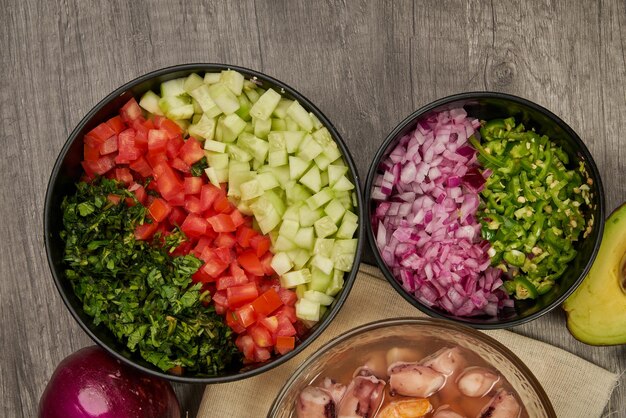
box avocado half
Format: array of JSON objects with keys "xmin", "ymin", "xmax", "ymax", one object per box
[{"xmin": 563, "ymin": 203, "xmax": 626, "ymax": 345}]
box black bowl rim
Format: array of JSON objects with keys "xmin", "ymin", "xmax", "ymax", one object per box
[
  {"xmin": 44, "ymin": 62, "xmax": 365, "ymax": 383},
  {"xmin": 268, "ymin": 317, "xmax": 557, "ymax": 417},
  {"xmin": 364, "ymin": 91, "xmax": 605, "ymax": 329}
]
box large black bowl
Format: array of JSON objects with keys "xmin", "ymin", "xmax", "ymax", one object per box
[
  {"xmin": 44, "ymin": 63, "xmax": 364, "ymax": 383},
  {"xmin": 365, "ymin": 92, "xmax": 604, "ymax": 329}
]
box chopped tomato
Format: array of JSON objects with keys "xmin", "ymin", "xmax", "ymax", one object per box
[
  {"xmin": 170, "ymin": 157, "xmax": 191, "ymax": 174},
  {"xmin": 83, "ymin": 143, "xmax": 100, "ymax": 161},
  {"xmin": 236, "ymin": 226, "xmax": 256, "ymax": 248},
  {"xmin": 230, "ymin": 210, "xmax": 245, "ymax": 228},
  {"xmin": 214, "ymin": 232, "xmax": 237, "ymax": 248},
  {"xmin": 235, "ymin": 334, "xmax": 255, "ymax": 360},
  {"xmin": 230, "ymin": 263, "xmax": 247, "ymax": 282},
  {"xmin": 248, "ymin": 324, "xmax": 272, "ymax": 348},
  {"xmin": 114, "ymin": 168, "xmax": 133, "ymax": 185},
  {"xmin": 276, "ymin": 305, "xmax": 297, "ymax": 324},
  {"xmin": 127, "ymin": 183, "xmax": 147, "ymax": 206},
  {"xmin": 166, "ymin": 135, "xmax": 185, "ymax": 160},
  {"xmin": 129, "ymin": 156, "xmax": 152, "ymax": 177},
  {"xmin": 234, "ymin": 304, "xmax": 256, "ymax": 328},
  {"xmin": 168, "ymin": 207, "xmax": 187, "ymax": 226},
  {"xmin": 238, "ymin": 251, "xmax": 265, "ymax": 276},
  {"xmin": 227, "ymin": 282, "xmax": 259, "ymax": 307},
  {"xmin": 250, "ymin": 235, "xmax": 271, "ymax": 258},
  {"xmin": 276, "ymin": 314, "xmax": 297, "ymax": 337},
  {"xmin": 107, "ymin": 194, "xmax": 121, "ymax": 205},
  {"xmin": 275, "ymin": 336, "xmax": 295, "ymax": 355},
  {"xmin": 153, "ymin": 163, "xmax": 183, "ymax": 201},
  {"xmin": 207, "ymin": 214, "xmax": 236, "ymax": 232},
  {"xmin": 179, "ymin": 137, "xmax": 205, "ymax": 165},
  {"xmin": 120, "ymin": 98, "xmax": 143, "ymax": 123},
  {"xmin": 259, "ymin": 316, "xmax": 279, "ymax": 334},
  {"xmin": 156, "ymin": 117, "xmax": 183, "ymax": 139},
  {"xmin": 148, "ymin": 129, "xmax": 168, "ymax": 154},
  {"xmin": 200, "ymin": 184, "xmax": 221, "ymax": 211},
  {"xmin": 99, "ymin": 135, "xmax": 118, "ymax": 155},
  {"xmin": 253, "ymin": 346, "xmax": 271, "ymax": 362},
  {"xmin": 251, "ymin": 288, "xmax": 283, "ymax": 316},
  {"xmin": 181, "ymin": 214, "xmax": 207, "ymax": 238},
  {"xmin": 260, "ymin": 252, "xmax": 274, "ymax": 276},
  {"xmin": 184, "ymin": 177, "xmax": 203, "ymax": 195},
  {"xmin": 217, "ymin": 274, "xmax": 248, "ymax": 291},
  {"xmin": 86, "ymin": 122, "xmax": 116, "ymax": 145},
  {"xmin": 277, "ymin": 288, "xmax": 298, "ymax": 307},
  {"xmin": 184, "ymin": 196, "xmax": 203, "ymax": 214},
  {"xmin": 213, "ymin": 194, "xmax": 232, "ymax": 213},
  {"xmin": 83, "ymin": 156, "xmax": 115, "ymax": 175},
  {"xmin": 212, "ymin": 290, "xmax": 228, "ymax": 310},
  {"xmin": 193, "ymin": 237, "xmax": 212, "ymax": 255},
  {"xmin": 201, "ymin": 258, "xmax": 229, "ymax": 279},
  {"xmin": 148, "ymin": 198, "xmax": 172, "ymax": 222},
  {"xmin": 167, "ymin": 190, "xmax": 186, "ymax": 207},
  {"xmin": 134, "ymin": 222, "xmax": 158, "ymax": 241},
  {"xmin": 105, "ymin": 116, "xmax": 126, "ymax": 134},
  {"xmin": 225, "ymin": 311, "xmax": 246, "ymax": 334}
]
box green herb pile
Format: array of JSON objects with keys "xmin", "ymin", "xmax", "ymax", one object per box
[
  {"xmin": 61, "ymin": 178, "xmax": 241, "ymax": 375},
  {"xmin": 471, "ymin": 118, "xmax": 592, "ymax": 299}
]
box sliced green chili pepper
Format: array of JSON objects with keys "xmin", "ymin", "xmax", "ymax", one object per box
[{"xmin": 514, "ymin": 276, "xmax": 538, "ymax": 299}]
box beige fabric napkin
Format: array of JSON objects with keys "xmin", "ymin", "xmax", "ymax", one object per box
[{"xmin": 198, "ymin": 264, "xmax": 618, "ymax": 418}]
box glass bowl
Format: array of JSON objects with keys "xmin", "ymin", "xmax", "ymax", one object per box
[{"xmin": 268, "ymin": 318, "xmax": 556, "ymax": 417}]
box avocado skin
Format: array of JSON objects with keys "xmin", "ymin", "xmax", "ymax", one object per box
[{"xmin": 563, "ymin": 203, "xmax": 626, "ymax": 345}]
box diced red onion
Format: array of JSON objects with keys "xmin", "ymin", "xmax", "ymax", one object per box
[{"xmin": 371, "ymin": 109, "xmax": 509, "ymax": 317}]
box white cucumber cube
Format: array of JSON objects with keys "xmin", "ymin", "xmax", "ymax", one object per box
[
  {"xmin": 271, "ymin": 252, "xmax": 293, "ymax": 275},
  {"xmin": 250, "ymin": 88, "xmax": 282, "ymax": 120}
]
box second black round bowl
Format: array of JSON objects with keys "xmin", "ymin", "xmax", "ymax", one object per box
[
  {"xmin": 365, "ymin": 92, "xmax": 604, "ymax": 329},
  {"xmin": 44, "ymin": 63, "xmax": 364, "ymax": 383}
]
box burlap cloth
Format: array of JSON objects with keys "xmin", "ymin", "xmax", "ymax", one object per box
[{"xmin": 198, "ymin": 264, "xmax": 619, "ymax": 418}]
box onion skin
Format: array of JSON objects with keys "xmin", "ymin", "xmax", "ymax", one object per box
[{"xmin": 39, "ymin": 346, "xmax": 180, "ymax": 418}]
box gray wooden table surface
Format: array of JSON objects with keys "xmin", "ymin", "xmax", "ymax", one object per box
[{"xmin": 1, "ymin": 0, "xmax": 624, "ymax": 416}]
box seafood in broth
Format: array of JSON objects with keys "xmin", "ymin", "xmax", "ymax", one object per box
[{"xmin": 295, "ymin": 344, "xmax": 526, "ymax": 418}]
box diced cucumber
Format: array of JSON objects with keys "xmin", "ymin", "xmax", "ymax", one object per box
[
  {"xmin": 160, "ymin": 78, "xmax": 186, "ymax": 97},
  {"xmin": 244, "ymin": 87, "xmax": 260, "ymax": 103},
  {"xmin": 294, "ymin": 227, "xmax": 314, "ymax": 250},
  {"xmin": 243, "ymin": 80, "xmax": 257, "ymax": 90},
  {"xmin": 326, "ymin": 270, "xmax": 345, "ymax": 296},
  {"xmin": 295, "ymin": 298, "xmax": 320, "ymax": 321},
  {"xmin": 280, "ymin": 268, "xmax": 312, "ymax": 288},
  {"xmin": 265, "ymin": 165, "xmax": 291, "ymax": 187},
  {"xmin": 204, "ymin": 138, "xmax": 226, "ymax": 153},
  {"xmin": 304, "ymin": 290, "xmax": 334, "ymax": 306},
  {"xmin": 240, "ymin": 179, "xmax": 264, "ymax": 201},
  {"xmin": 283, "ymin": 205, "xmax": 301, "ymax": 222},
  {"xmin": 184, "ymin": 73, "xmax": 205, "ymax": 93},
  {"xmin": 320, "ymin": 171, "xmax": 329, "ymax": 187},
  {"xmin": 287, "ymin": 100, "xmax": 313, "ymax": 132},
  {"xmin": 314, "ymin": 238, "xmax": 334, "ymax": 257},
  {"xmin": 289, "ymin": 156, "xmax": 311, "ymax": 180},
  {"xmin": 299, "ymin": 165, "xmax": 322, "ymax": 193},
  {"xmin": 313, "ymin": 153, "xmax": 332, "ymax": 171},
  {"xmin": 309, "ymin": 267, "xmax": 332, "ymax": 292},
  {"xmin": 263, "ymin": 189, "xmax": 286, "ymax": 216},
  {"xmin": 250, "ymin": 198, "xmax": 281, "ymax": 234},
  {"xmin": 311, "ymin": 254, "xmax": 334, "ymax": 275},
  {"xmin": 205, "ymin": 167, "xmax": 228, "ymax": 186},
  {"xmin": 290, "ymin": 249, "xmax": 310, "ymax": 270},
  {"xmin": 192, "ymin": 111, "xmax": 202, "ymax": 123},
  {"xmin": 271, "ymin": 252, "xmax": 293, "ymax": 275},
  {"xmin": 310, "ymin": 112, "xmax": 323, "ymax": 130},
  {"xmin": 283, "ymin": 131, "xmax": 306, "ymax": 153},
  {"xmin": 314, "ymin": 216, "xmax": 339, "ymax": 239},
  {"xmin": 324, "ymin": 199, "xmax": 346, "ymax": 224},
  {"xmin": 297, "ymin": 134, "xmax": 323, "ymax": 161},
  {"xmin": 332, "ymin": 175, "xmax": 355, "ymax": 192},
  {"xmin": 220, "ymin": 70, "xmax": 244, "ymax": 95},
  {"xmin": 203, "ymin": 72, "xmax": 222, "ymax": 85},
  {"xmin": 335, "ymin": 191, "xmax": 353, "ymax": 210},
  {"xmin": 299, "ymin": 205, "xmax": 324, "ymax": 227},
  {"xmin": 286, "ymin": 182, "xmax": 313, "ymax": 205},
  {"xmin": 274, "ymin": 235, "xmax": 297, "ymax": 252},
  {"xmin": 333, "ymin": 252, "xmax": 355, "ymax": 272},
  {"xmin": 228, "ymin": 168, "xmax": 255, "ymax": 197},
  {"xmin": 273, "ymin": 98, "xmax": 293, "ymax": 119},
  {"xmin": 254, "ymin": 117, "xmax": 272, "ymax": 139},
  {"xmin": 285, "ymin": 116, "xmax": 300, "ymax": 132},
  {"xmin": 279, "ymin": 219, "xmax": 299, "ymax": 241},
  {"xmin": 257, "ymin": 171, "xmax": 280, "ymax": 191},
  {"xmin": 306, "ymin": 187, "xmax": 334, "ymax": 210},
  {"xmin": 334, "ymin": 239, "xmax": 358, "ymax": 255},
  {"xmin": 139, "ymin": 90, "xmax": 163, "ymax": 115},
  {"xmin": 268, "ymin": 132, "xmax": 288, "ymax": 167},
  {"xmin": 295, "ymin": 284, "xmax": 307, "ymax": 299},
  {"xmin": 158, "ymin": 96, "xmax": 194, "ymax": 120},
  {"xmin": 238, "ymin": 133, "xmax": 269, "ymax": 162},
  {"xmin": 190, "ymin": 114, "xmax": 217, "ymax": 140},
  {"xmin": 312, "ymin": 127, "xmax": 332, "ymax": 148},
  {"xmin": 208, "ymin": 83, "xmax": 240, "ymax": 115},
  {"xmin": 227, "ymin": 144, "xmax": 253, "ymax": 162},
  {"xmin": 235, "ymin": 94, "xmax": 252, "ymax": 121},
  {"xmin": 328, "ymin": 164, "xmax": 349, "ymax": 187},
  {"xmin": 336, "ymin": 210, "xmax": 358, "ymax": 239},
  {"xmin": 205, "ymin": 151, "xmax": 229, "ymax": 169},
  {"xmin": 249, "ymin": 88, "xmax": 281, "ymax": 120},
  {"xmin": 237, "ymin": 200, "xmax": 253, "ymax": 216},
  {"xmin": 189, "ymin": 84, "xmax": 222, "ymax": 118},
  {"xmin": 220, "ymin": 113, "xmax": 247, "ymax": 143},
  {"xmin": 271, "ymin": 118, "xmax": 287, "ymax": 131}
]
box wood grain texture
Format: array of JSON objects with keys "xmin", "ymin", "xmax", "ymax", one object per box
[{"xmin": 0, "ymin": 0, "xmax": 623, "ymax": 416}]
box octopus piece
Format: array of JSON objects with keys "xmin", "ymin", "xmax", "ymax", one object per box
[
  {"xmin": 336, "ymin": 370, "xmax": 386, "ymax": 418},
  {"xmin": 477, "ymin": 389, "xmax": 521, "ymax": 418},
  {"xmin": 296, "ymin": 386, "xmax": 336, "ymax": 418},
  {"xmin": 321, "ymin": 377, "xmax": 347, "ymax": 405},
  {"xmin": 432, "ymin": 408, "xmax": 466, "ymax": 418},
  {"xmin": 387, "ymin": 362, "xmax": 446, "ymax": 398},
  {"xmin": 378, "ymin": 399, "xmax": 432, "ymax": 418},
  {"xmin": 421, "ymin": 347, "xmax": 465, "ymax": 376},
  {"xmin": 456, "ymin": 367, "xmax": 500, "ymax": 398},
  {"xmin": 386, "ymin": 347, "xmax": 423, "ymax": 368}
]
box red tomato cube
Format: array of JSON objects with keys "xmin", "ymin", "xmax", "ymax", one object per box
[
  {"xmin": 184, "ymin": 177, "xmax": 203, "ymax": 195},
  {"xmin": 148, "ymin": 198, "xmax": 172, "ymax": 222},
  {"xmin": 179, "ymin": 137, "xmax": 205, "ymax": 165},
  {"xmin": 181, "ymin": 214, "xmax": 208, "ymax": 238}
]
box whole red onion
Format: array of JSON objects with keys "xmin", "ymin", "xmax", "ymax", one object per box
[{"xmin": 39, "ymin": 346, "xmax": 180, "ymax": 418}]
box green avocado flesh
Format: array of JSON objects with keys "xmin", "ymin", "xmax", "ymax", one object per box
[{"xmin": 563, "ymin": 203, "xmax": 626, "ymax": 345}]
